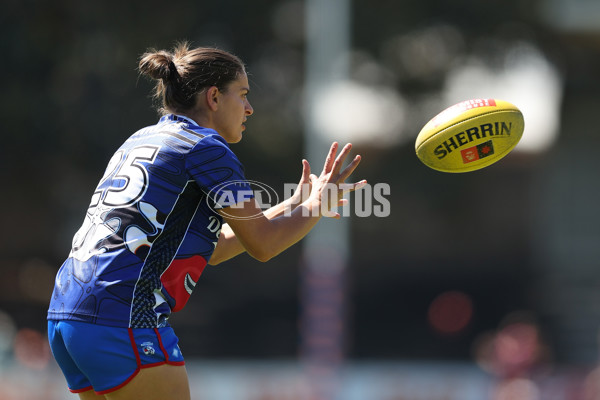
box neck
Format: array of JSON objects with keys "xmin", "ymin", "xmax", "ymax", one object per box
[{"xmin": 172, "ymin": 109, "xmax": 213, "ymax": 129}]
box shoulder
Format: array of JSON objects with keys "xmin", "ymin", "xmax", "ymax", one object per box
[
  {"xmin": 191, "ymin": 131, "xmax": 238, "ymax": 158},
  {"xmin": 185, "ymin": 132, "xmax": 246, "ymax": 174},
  {"xmin": 196, "ymin": 131, "xmax": 230, "ymax": 147}
]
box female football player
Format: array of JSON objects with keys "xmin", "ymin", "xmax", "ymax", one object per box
[{"xmin": 47, "ymin": 42, "xmax": 364, "ymax": 399}]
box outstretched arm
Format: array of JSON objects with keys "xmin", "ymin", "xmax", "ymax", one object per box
[
  {"xmin": 211, "ymin": 142, "xmax": 364, "ymax": 264},
  {"xmin": 208, "ymin": 159, "xmax": 312, "ymax": 265}
]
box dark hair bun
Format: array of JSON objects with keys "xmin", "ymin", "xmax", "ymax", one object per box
[
  {"xmin": 138, "ymin": 50, "xmax": 175, "ymax": 82},
  {"xmin": 138, "ymin": 42, "xmax": 245, "ymax": 114}
]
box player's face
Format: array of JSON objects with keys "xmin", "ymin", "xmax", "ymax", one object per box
[{"xmin": 214, "ymin": 73, "xmax": 253, "ymax": 143}]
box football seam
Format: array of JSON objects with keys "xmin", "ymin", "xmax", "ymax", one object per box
[{"xmin": 416, "ymin": 109, "xmax": 522, "ymax": 152}]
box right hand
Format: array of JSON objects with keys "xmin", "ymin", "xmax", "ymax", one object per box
[{"xmin": 288, "ymin": 159, "xmax": 312, "ymax": 209}]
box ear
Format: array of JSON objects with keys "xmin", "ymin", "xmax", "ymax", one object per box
[{"xmin": 205, "ymin": 86, "xmax": 220, "ymax": 112}]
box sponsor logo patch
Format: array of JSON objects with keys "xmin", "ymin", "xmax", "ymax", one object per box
[{"xmin": 461, "ymin": 140, "xmax": 495, "ymax": 164}]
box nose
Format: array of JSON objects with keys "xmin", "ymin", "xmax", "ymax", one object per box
[{"xmin": 245, "ymin": 100, "xmax": 254, "ymax": 116}]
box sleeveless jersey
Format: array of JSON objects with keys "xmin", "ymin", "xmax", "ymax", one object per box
[{"xmin": 48, "ymin": 115, "xmax": 253, "ymax": 328}]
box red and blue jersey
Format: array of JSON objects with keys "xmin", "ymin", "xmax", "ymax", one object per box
[{"xmin": 48, "ymin": 115, "xmax": 253, "ymax": 328}]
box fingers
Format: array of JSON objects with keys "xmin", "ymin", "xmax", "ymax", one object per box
[
  {"xmin": 336, "ymin": 180, "xmax": 368, "ymax": 200},
  {"xmin": 320, "ymin": 142, "xmax": 354, "ymax": 177},
  {"xmin": 338, "ymin": 198, "xmax": 349, "ymax": 207},
  {"xmin": 315, "ymin": 142, "xmax": 363, "ymax": 185},
  {"xmin": 344, "ymin": 179, "xmax": 368, "ymax": 193},
  {"xmin": 354, "ymin": 179, "xmax": 368, "ymax": 191},
  {"xmin": 337, "ymin": 154, "xmax": 362, "ymax": 183},
  {"xmin": 330, "ymin": 143, "xmax": 353, "ymax": 177},
  {"xmin": 300, "ymin": 159, "xmax": 311, "ymax": 183},
  {"xmin": 321, "ymin": 142, "xmax": 339, "ymax": 175},
  {"xmin": 322, "ymin": 209, "xmax": 341, "ymax": 219}
]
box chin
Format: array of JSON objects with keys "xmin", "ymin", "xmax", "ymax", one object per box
[{"xmin": 228, "ymin": 133, "xmax": 243, "ymax": 144}]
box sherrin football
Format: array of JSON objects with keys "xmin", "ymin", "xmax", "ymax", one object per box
[{"xmin": 415, "ymin": 99, "xmax": 524, "ymax": 173}]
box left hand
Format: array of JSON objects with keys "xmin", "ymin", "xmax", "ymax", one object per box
[{"xmin": 307, "ymin": 142, "xmax": 367, "ymax": 219}]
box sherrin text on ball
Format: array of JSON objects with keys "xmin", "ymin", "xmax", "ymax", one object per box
[{"xmin": 415, "ymin": 99, "xmax": 524, "ymax": 173}]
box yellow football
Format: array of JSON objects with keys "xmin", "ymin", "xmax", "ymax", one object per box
[{"xmin": 415, "ymin": 99, "xmax": 524, "ymax": 173}]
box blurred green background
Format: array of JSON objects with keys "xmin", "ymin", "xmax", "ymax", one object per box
[{"xmin": 2, "ymin": 0, "xmax": 600, "ymax": 398}]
